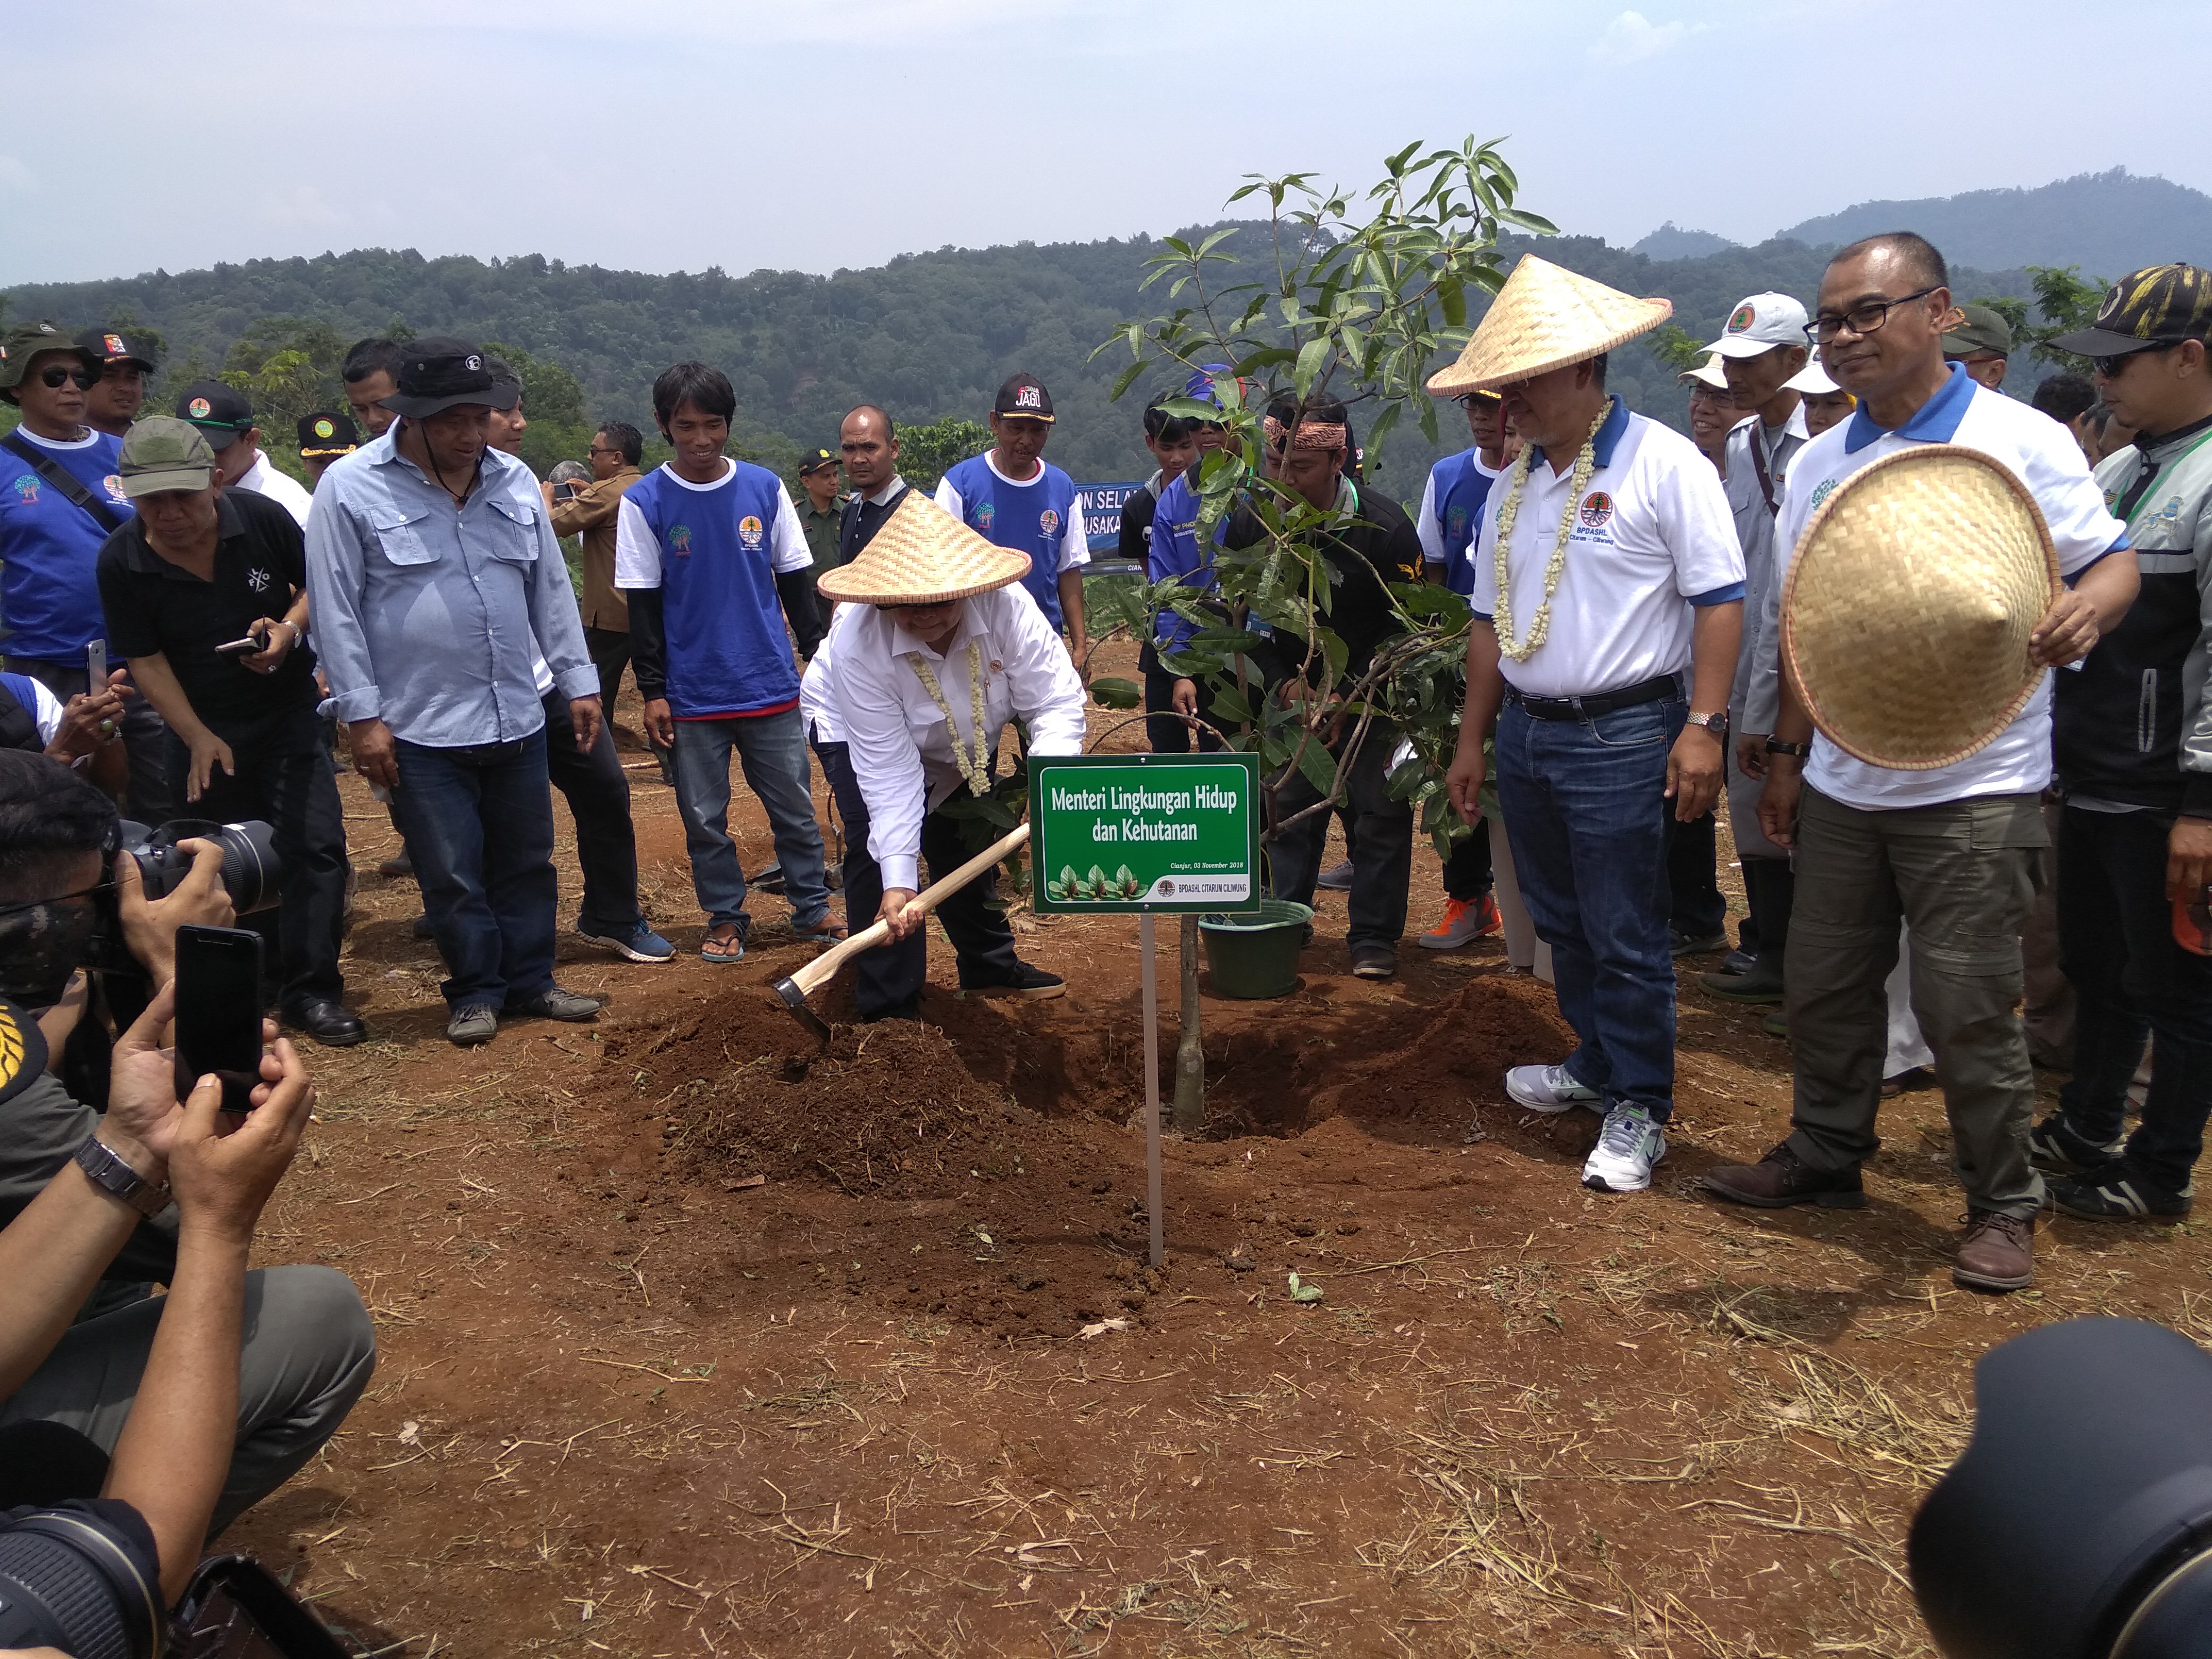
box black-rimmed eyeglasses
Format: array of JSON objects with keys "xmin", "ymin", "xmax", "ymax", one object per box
[{"xmin": 1805, "ymin": 288, "xmax": 1939, "ymax": 345}]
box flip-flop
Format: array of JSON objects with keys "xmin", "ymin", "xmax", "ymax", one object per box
[{"xmin": 700, "ymin": 927, "xmax": 746, "ymax": 963}]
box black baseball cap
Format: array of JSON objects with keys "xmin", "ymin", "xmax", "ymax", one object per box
[
  {"xmin": 175, "ymin": 379, "xmax": 256, "ymax": 445},
  {"xmin": 298, "ymin": 410, "xmax": 361, "ymax": 458},
  {"xmin": 75, "ymin": 327, "xmax": 158, "ymax": 373},
  {"xmin": 993, "ymin": 372, "xmax": 1054, "ymax": 423},
  {"xmin": 2050, "ymin": 264, "xmax": 2212, "ymax": 361},
  {"xmin": 798, "ymin": 446, "xmax": 839, "ymax": 474},
  {"xmin": 382, "ymin": 337, "xmax": 519, "ymax": 418}
]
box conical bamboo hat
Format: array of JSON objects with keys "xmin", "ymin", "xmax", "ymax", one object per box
[
  {"xmin": 1427, "ymin": 255, "xmax": 1673, "ymax": 395},
  {"xmin": 816, "ymin": 492, "xmax": 1033, "ymax": 605},
  {"xmin": 1782, "ymin": 445, "xmax": 2059, "ymax": 770}
]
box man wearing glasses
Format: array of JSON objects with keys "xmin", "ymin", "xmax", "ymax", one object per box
[
  {"xmin": 547, "ymin": 421, "xmax": 657, "ymax": 774},
  {"xmin": 0, "ymin": 322, "xmax": 174, "ymax": 821},
  {"xmin": 1703, "ymin": 233, "xmax": 2140, "ymax": 1295}
]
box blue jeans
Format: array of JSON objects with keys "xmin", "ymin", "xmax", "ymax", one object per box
[
  {"xmin": 393, "ymin": 731, "xmax": 557, "ymax": 1010},
  {"xmin": 1494, "ymin": 695, "xmax": 1685, "ymax": 1119},
  {"xmin": 670, "ymin": 708, "xmax": 830, "ymax": 934}
]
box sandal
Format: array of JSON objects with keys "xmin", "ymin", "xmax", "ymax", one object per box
[
  {"xmin": 793, "ymin": 917, "xmax": 849, "ymax": 944},
  {"xmin": 700, "ymin": 924, "xmax": 746, "ymax": 963}
]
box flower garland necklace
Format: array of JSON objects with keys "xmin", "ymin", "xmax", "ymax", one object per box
[
  {"xmin": 1489, "ymin": 408, "xmax": 1605, "ymax": 662},
  {"xmin": 904, "ymin": 642, "xmax": 994, "ymax": 798}
]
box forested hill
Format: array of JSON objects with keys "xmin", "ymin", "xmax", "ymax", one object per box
[{"xmin": 4, "ymin": 227, "xmax": 2031, "ymax": 495}]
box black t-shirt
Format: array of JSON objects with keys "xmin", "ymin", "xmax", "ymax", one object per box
[
  {"xmin": 1225, "ymin": 482, "xmax": 1425, "ymax": 681},
  {"xmin": 96, "ymin": 489, "xmax": 317, "ymax": 729}
]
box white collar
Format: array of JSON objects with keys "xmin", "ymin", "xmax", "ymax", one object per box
[
  {"xmin": 984, "ymin": 450, "xmax": 1044, "ymax": 487},
  {"xmin": 658, "ymin": 457, "xmax": 736, "ymax": 492},
  {"xmin": 864, "ymin": 474, "xmax": 907, "ymax": 507}
]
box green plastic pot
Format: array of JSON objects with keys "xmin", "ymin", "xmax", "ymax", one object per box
[{"xmin": 1199, "ymin": 899, "xmax": 1314, "ymax": 999}]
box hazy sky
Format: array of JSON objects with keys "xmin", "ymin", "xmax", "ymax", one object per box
[{"xmin": 7, "ymin": 0, "xmax": 2205, "ymax": 288}]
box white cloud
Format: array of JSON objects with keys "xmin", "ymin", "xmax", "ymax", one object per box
[
  {"xmin": 1588, "ymin": 10, "xmax": 1700, "ymax": 66},
  {"xmin": 259, "ymin": 185, "xmax": 345, "ymax": 229},
  {"xmin": 0, "ymin": 155, "xmax": 35, "ymax": 194}
]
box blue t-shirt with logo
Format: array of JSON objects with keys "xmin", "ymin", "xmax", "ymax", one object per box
[
  {"xmin": 1427, "ymin": 448, "xmax": 1500, "ymax": 599},
  {"xmin": 623, "ymin": 459, "xmax": 802, "ymax": 719},
  {"xmin": 0, "ymin": 429, "xmax": 127, "ymax": 661},
  {"xmin": 938, "ymin": 453, "xmax": 1080, "ymax": 630}
]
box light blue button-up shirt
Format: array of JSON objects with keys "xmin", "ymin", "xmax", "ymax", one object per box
[{"xmin": 305, "ymin": 426, "xmax": 596, "ymax": 748}]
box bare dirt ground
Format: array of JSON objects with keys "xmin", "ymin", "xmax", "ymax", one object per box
[{"xmin": 225, "ymin": 638, "xmax": 2212, "ymax": 1657}]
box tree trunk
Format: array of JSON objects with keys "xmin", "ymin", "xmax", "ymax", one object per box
[{"xmin": 1172, "ymin": 914, "xmax": 1205, "ymax": 1133}]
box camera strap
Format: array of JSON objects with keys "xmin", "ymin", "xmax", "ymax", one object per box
[{"xmin": 0, "ymin": 432, "xmax": 126, "ymax": 537}]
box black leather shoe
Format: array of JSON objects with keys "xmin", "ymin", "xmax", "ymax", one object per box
[
  {"xmin": 410, "ymin": 914, "xmax": 435, "ymax": 940},
  {"xmin": 286, "ymin": 999, "xmax": 367, "ymax": 1047}
]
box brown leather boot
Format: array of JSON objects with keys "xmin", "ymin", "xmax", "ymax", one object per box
[
  {"xmin": 1701, "ymin": 1143, "xmax": 1866, "ymax": 1209},
  {"xmin": 1954, "ymin": 1210, "xmax": 2035, "ymax": 1292}
]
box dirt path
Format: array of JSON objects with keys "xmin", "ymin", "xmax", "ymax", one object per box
[{"xmin": 227, "ymin": 646, "xmax": 2211, "ymax": 1657}]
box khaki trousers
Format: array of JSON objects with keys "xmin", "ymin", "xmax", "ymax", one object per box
[{"xmin": 1782, "ymin": 786, "xmax": 2046, "ymax": 1217}]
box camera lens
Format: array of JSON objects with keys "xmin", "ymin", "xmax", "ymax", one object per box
[{"xmin": 212, "ymin": 821, "xmax": 280, "ymax": 915}]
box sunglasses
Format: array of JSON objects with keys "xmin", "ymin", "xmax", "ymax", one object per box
[{"xmin": 39, "ymin": 365, "xmax": 94, "ymax": 390}]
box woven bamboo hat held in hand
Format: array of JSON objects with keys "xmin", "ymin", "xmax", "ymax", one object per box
[
  {"xmin": 1426, "ymin": 255, "xmax": 1674, "ymax": 395},
  {"xmin": 816, "ymin": 492, "xmax": 1032, "ymax": 605},
  {"xmin": 1781, "ymin": 445, "xmax": 2060, "ymax": 769}
]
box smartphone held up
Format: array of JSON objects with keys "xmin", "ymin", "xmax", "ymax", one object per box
[{"xmin": 173, "ymin": 924, "xmax": 265, "ymax": 1115}]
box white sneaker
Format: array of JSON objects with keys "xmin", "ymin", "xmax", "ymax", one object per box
[
  {"xmin": 1503, "ymin": 1063, "xmax": 1601, "ymax": 1115},
  {"xmin": 1582, "ymin": 1103, "xmax": 1666, "ymax": 1193}
]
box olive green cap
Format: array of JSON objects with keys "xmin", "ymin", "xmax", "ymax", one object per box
[
  {"xmin": 1942, "ymin": 302, "xmax": 2015, "ymax": 359},
  {"xmin": 0, "ymin": 320, "xmax": 95, "ymax": 394},
  {"xmin": 118, "ymin": 417, "xmax": 217, "ymax": 497}
]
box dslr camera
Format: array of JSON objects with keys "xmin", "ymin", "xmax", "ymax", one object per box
[{"xmin": 89, "ymin": 818, "xmax": 281, "ymax": 980}]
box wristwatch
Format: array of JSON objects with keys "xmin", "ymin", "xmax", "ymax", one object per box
[
  {"xmin": 73, "ymin": 1136, "xmax": 169, "ymax": 1217},
  {"xmin": 1686, "ymin": 710, "xmax": 1728, "ymax": 736},
  {"xmin": 1765, "ymin": 738, "xmax": 1810, "ymax": 758}
]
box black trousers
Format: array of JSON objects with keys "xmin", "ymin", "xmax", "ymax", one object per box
[
  {"xmin": 1666, "ymin": 808, "xmax": 1727, "ymax": 937},
  {"xmin": 178, "ymin": 702, "xmax": 348, "ymax": 1011},
  {"xmin": 1142, "ymin": 664, "xmax": 1230, "ymax": 755},
  {"xmin": 2056, "ymin": 805, "xmax": 2212, "ymax": 1191},
  {"xmin": 1440, "ymin": 823, "xmax": 1495, "ymax": 902},
  {"xmin": 814, "ymin": 738, "xmax": 1020, "ymax": 1020},
  {"xmin": 587, "ymin": 625, "xmax": 671, "ymax": 778},
  {"xmin": 540, "ymin": 690, "xmax": 643, "ymax": 938},
  {"xmin": 7, "ymin": 656, "xmax": 176, "ymax": 825},
  {"xmin": 1268, "ymin": 721, "xmax": 1414, "ymax": 949}
]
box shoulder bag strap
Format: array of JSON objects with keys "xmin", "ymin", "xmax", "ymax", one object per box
[
  {"xmin": 0, "ymin": 431, "xmax": 124, "ymax": 535},
  {"xmin": 1745, "ymin": 423, "xmax": 1779, "ymax": 518}
]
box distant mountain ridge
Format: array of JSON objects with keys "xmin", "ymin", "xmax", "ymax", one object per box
[
  {"xmin": 10, "ymin": 165, "xmax": 2176, "ymax": 494},
  {"xmin": 1632, "ymin": 223, "xmax": 1739, "ymax": 262},
  {"xmin": 1774, "ymin": 168, "xmax": 2212, "ymax": 276}
]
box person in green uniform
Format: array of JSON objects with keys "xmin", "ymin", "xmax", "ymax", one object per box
[{"xmin": 794, "ymin": 447, "xmax": 847, "ymax": 596}]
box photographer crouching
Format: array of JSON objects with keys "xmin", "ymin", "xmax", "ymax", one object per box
[{"xmin": 0, "ymin": 750, "xmax": 374, "ymax": 1645}]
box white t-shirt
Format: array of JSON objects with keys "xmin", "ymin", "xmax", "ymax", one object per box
[
  {"xmin": 233, "ymin": 449, "xmax": 315, "ymax": 529},
  {"xmin": 1470, "ymin": 399, "xmax": 1745, "ymax": 699},
  {"xmin": 1777, "ymin": 364, "xmax": 2127, "ymax": 810}
]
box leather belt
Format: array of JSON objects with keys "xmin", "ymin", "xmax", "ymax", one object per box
[{"xmin": 1505, "ymin": 672, "xmax": 1683, "ymax": 722}]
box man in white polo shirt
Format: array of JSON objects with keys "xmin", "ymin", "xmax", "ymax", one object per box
[
  {"xmin": 1439, "ymin": 256, "xmax": 1745, "ymax": 1195},
  {"xmin": 1697, "ymin": 292, "xmax": 1817, "ymax": 1006},
  {"xmin": 1703, "ymin": 233, "xmax": 2138, "ymax": 1294}
]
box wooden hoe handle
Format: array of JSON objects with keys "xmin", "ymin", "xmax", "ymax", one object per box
[{"xmin": 785, "ymin": 821, "xmax": 1032, "ymax": 1001}]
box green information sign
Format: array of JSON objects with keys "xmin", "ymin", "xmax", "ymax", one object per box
[{"xmin": 1029, "ymin": 752, "xmax": 1262, "ymax": 915}]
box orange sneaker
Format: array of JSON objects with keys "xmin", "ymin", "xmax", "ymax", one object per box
[{"xmin": 1420, "ymin": 893, "xmax": 1501, "ymax": 950}]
